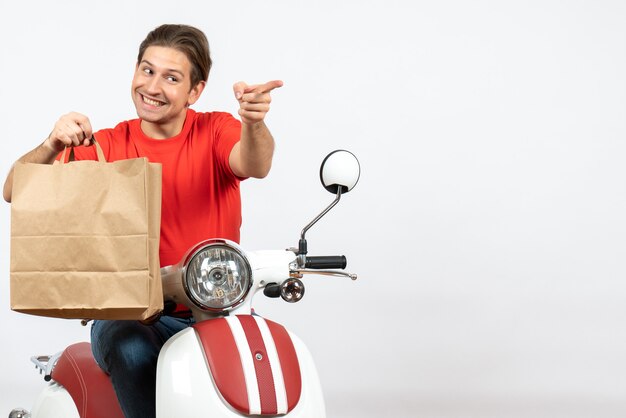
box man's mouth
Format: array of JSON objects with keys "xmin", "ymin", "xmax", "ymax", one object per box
[{"xmin": 141, "ymin": 94, "xmax": 166, "ymax": 107}]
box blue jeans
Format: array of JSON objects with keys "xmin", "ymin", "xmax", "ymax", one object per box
[{"xmin": 91, "ymin": 316, "xmax": 194, "ymax": 418}]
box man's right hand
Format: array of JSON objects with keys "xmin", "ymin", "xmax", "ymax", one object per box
[
  {"xmin": 3, "ymin": 112, "xmax": 94, "ymax": 203},
  {"xmin": 44, "ymin": 112, "xmax": 94, "ymax": 153}
]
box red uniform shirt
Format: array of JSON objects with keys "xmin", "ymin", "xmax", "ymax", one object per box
[{"xmin": 67, "ymin": 109, "xmax": 243, "ymax": 267}]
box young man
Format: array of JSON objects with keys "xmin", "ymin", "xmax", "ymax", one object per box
[{"xmin": 3, "ymin": 24, "xmax": 282, "ymax": 418}]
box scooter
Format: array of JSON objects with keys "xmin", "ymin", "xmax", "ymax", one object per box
[{"xmin": 9, "ymin": 149, "xmax": 360, "ymax": 418}]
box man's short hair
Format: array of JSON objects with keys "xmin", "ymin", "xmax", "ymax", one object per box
[{"xmin": 138, "ymin": 24, "xmax": 211, "ymax": 89}]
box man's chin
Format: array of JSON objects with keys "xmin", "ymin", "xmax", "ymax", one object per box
[{"xmin": 135, "ymin": 108, "xmax": 163, "ymax": 123}]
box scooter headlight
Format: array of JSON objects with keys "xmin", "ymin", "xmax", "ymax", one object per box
[{"xmin": 183, "ymin": 241, "xmax": 252, "ymax": 312}]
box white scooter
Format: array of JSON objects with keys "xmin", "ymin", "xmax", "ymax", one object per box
[{"xmin": 9, "ymin": 150, "xmax": 360, "ymax": 418}]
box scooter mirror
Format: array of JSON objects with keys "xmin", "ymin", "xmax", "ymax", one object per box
[{"xmin": 320, "ymin": 150, "xmax": 360, "ymax": 194}]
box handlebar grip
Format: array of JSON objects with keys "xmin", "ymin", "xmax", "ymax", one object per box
[{"xmin": 305, "ymin": 256, "xmax": 347, "ymax": 269}]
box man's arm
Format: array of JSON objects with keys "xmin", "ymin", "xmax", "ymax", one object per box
[
  {"xmin": 3, "ymin": 112, "xmax": 93, "ymax": 202},
  {"xmin": 4, "ymin": 140, "xmax": 59, "ymax": 202},
  {"xmin": 229, "ymin": 80, "xmax": 283, "ymax": 179}
]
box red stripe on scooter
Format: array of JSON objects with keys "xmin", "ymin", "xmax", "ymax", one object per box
[
  {"xmin": 238, "ymin": 315, "xmax": 278, "ymax": 414},
  {"xmin": 193, "ymin": 320, "xmax": 249, "ymax": 413},
  {"xmin": 266, "ymin": 319, "xmax": 302, "ymax": 411}
]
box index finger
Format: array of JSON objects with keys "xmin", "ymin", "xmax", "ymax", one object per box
[{"xmin": 248, "ymin": 80, "xmax": 284, "ymax": 94}]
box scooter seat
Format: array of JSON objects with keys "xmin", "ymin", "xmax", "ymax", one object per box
[
  {"xmin": 194, "ymin": 315, "xmax": 302, "ymax": 416},
  {"xmin": 51, "ymin": 342, "xmax": 124, "ymax": 418}
]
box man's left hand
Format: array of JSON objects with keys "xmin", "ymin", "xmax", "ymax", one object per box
[{"xmin": 233, "ymin": 80, "xmax": 283, "ymax": 125}]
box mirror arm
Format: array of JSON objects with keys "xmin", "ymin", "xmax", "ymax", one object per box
[{"xmin": 298, "ymin": 188, "xmax": 343, "ymax": 256}]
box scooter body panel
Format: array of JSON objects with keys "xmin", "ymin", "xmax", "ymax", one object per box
[
  {"xmin": 30, "ymin": 382, "xmax": 79, "ymax": 418},
  {"xmin": 156, "ymin": 326, "xmax": 326, "ymax": 417}
]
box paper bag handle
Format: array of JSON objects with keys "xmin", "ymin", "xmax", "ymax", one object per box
[{"xmin": 59, "ymin": 137, "xmax": 106, "ymax": 164}]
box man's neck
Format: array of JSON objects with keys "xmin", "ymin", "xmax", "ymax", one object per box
[{"xmin": 140, "ymin": 113, "xmax": 187, "ymax": 139}]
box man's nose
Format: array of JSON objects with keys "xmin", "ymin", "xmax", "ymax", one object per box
[{"xmin": 145, "ymin": 76, "xmax": 161, "ymax": 94}]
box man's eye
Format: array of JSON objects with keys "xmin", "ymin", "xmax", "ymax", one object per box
[
  {"xmin": 143, "ymin": 68, "xmax": 153, "ymax": 75},
  {"xmin": 166, "ymin": 76, "xmax": 178, "ymax": 82}
]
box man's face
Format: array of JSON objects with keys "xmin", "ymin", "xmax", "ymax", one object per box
[{"xmin": 131, "ymin": 46, "xmax": 204, "ymax": 137}]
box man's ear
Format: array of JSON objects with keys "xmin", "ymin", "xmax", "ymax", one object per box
[{"xmin": 187, "ymin": 81, "xmax": 206, "ymax": 106}]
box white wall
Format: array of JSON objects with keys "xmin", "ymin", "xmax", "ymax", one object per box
[{"xmin": 1, "ymin": 1, "xmax": 625, "ymax": 417}]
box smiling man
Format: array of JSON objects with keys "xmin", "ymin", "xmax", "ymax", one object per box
[{"xmin": 3, "ymin": 24, "xmax": 281, "ymax": 418}]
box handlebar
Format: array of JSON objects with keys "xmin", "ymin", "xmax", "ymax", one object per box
[{"xmin": 263, "ymin": 254, "xmax": 352, "ymax": 299}]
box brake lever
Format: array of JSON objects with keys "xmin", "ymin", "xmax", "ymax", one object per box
[{"xmin": 290, "ymin": 269, "xmax": 357, "ymax": 280}]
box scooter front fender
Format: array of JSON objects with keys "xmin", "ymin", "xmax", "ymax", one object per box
[{"xmin": 156, "ymin": 323, "xmax": 326, "ymax": 417}]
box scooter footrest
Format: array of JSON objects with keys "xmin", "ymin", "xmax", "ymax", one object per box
[
  {"xmin": 51, "ymin": 342, "xmax": 124, "ymax": 418},
  {"xmin": 193, "ymin": 315, "xmax": 302, "ymax": 415}
]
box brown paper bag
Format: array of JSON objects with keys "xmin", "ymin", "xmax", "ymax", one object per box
[{"xmin": 10, "ymin": 141, "xmax": 163, "ymax": 320}]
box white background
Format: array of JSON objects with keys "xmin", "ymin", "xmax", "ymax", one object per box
[{"xmin": 1, "ymin": 1, "xmax": 625, "ymax": 417}]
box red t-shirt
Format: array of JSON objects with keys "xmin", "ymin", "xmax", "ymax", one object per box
[{"xmin": 66, "ymin": 108, "xmax": 243, "ymax": 267}]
